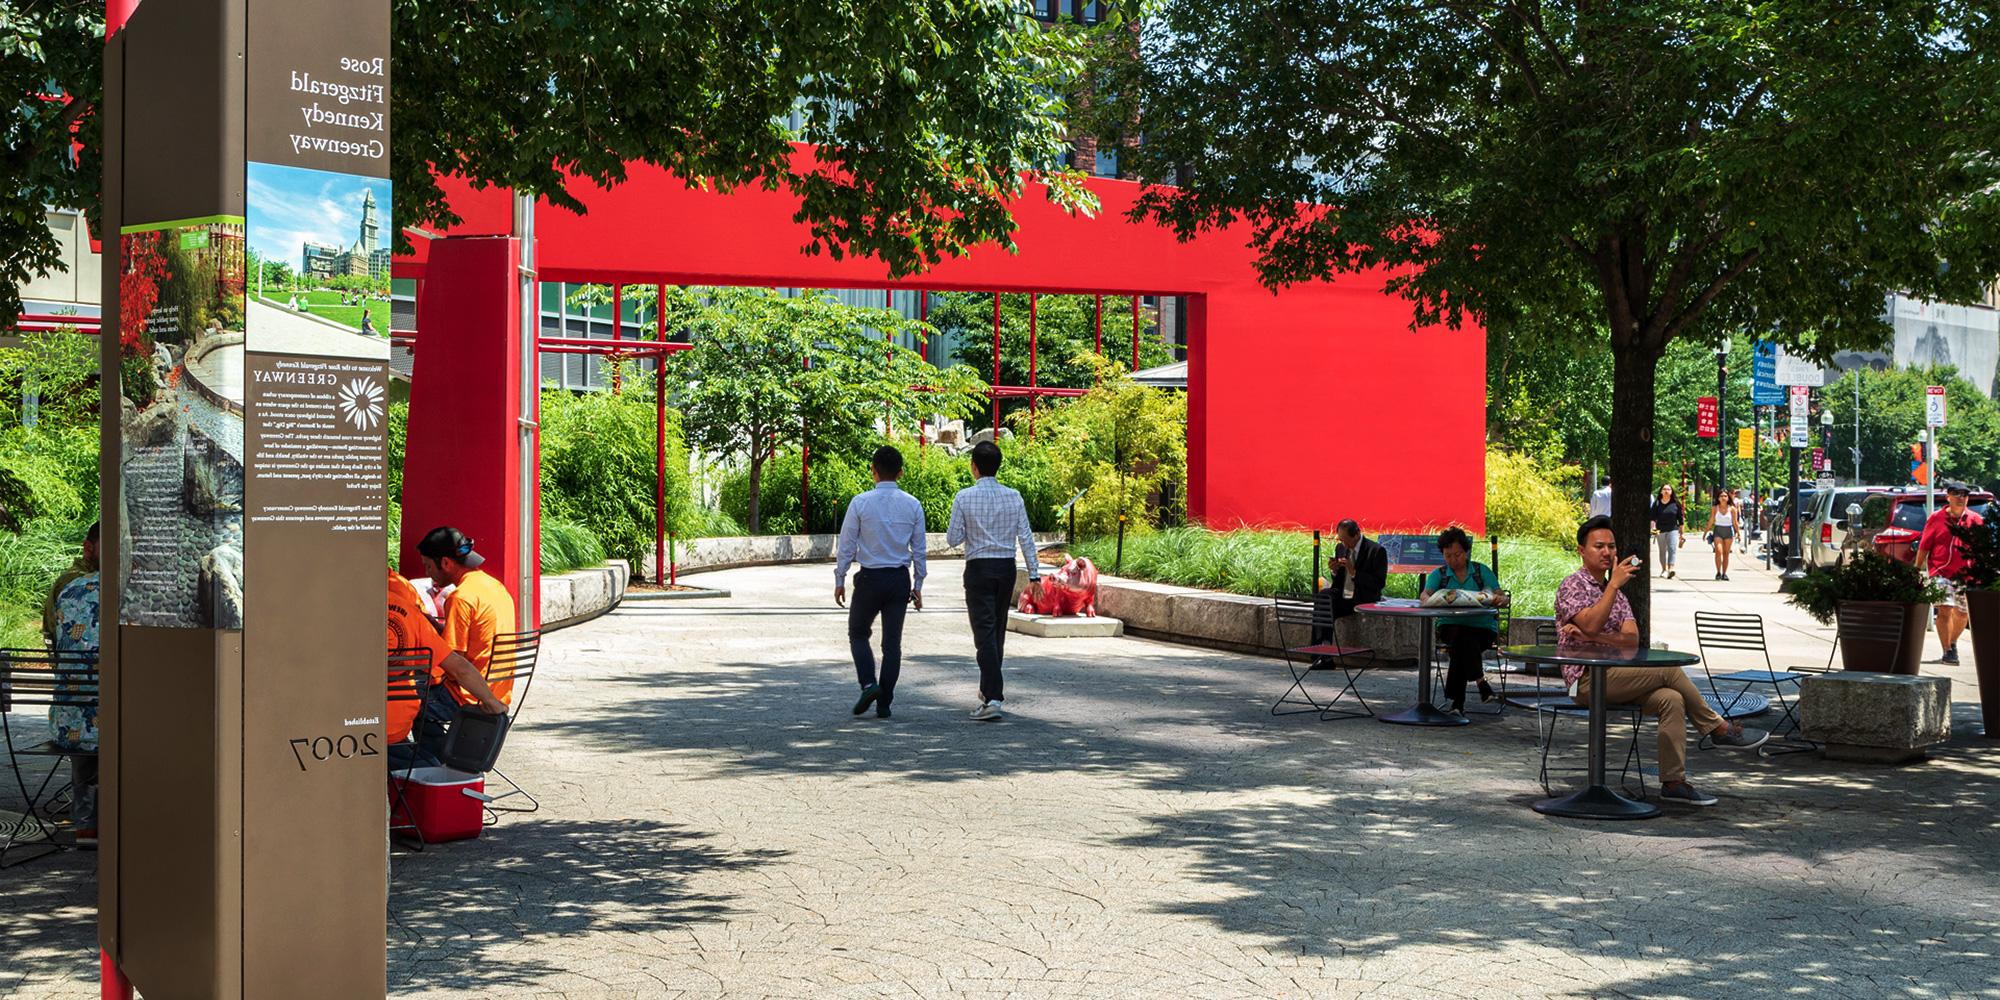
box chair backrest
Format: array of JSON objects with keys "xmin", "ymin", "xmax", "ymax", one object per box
[
  {"xmin": 484, "ymin": 630, "xmax": 542, "ymax": 720},
  {"xmin": 0, "ymin": 648, "xmax": 100, "ymax": 710},
  {"xmin": 386, "ymin": 647, "xmax": 431, "ymax": 704},
  {"xmin": 1693, "ymin": 611, "xmax": 1771, "ymax": 676}
]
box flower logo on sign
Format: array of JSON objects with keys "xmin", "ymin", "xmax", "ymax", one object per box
[{"xmin": 338, "ymin": 377, "xmax": 385, "ymax": 431}]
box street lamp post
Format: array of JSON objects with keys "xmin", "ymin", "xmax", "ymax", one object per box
[
  {"xmin": 1716, "ymin": 341, "xmax": 1729, "ymax": 493},
  {"xmin": 1782, "ymin": 393, "xmax": 1809, "ymax": 582}
]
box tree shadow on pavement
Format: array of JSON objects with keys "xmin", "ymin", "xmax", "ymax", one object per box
[
  {"xmin": 388, "ymin": 818, "xmax": 784, "ymax": 996},
  {"xmin": 0, "ymin": 846, "xmax": 96, "ymax": 996}
]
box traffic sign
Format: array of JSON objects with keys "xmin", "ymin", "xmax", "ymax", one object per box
[
  {"xmin": 1926, "ymin": 385, "xmax": 1948, "ymax": 427},
  {"xmin": 1775, "ymin": 345, "xmax": 1824, "ymax": 387},
  {"xmin": 1697, "ymin": 396, "xmax": 1718, "ymax": 438}
]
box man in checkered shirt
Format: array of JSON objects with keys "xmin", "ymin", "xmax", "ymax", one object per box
[{"xmin": 946, "ymin": 441, "xmax": 1042, "ymax": 721}]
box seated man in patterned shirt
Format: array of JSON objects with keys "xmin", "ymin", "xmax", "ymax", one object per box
[{"xmin": 1555, "ymin": 515, "xmax": 1767, "ymax": 808}]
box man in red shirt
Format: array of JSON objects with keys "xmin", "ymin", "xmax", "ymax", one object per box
[{"xmin": 1916, "ymin": 482, "xmax": 1985, "ymax": 665}]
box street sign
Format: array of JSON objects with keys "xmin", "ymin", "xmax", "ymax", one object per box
[
  {"xmin": 1926, "ymin": 385, "xmax": 1948, "ymax": 427},
  {"xmin": 1751, "ymin": 341, "xmax": 1784, "ymax": 404},
  {"xmin": 1737, "ymin": 426, "xmax": 1754, "ymax": 459},
  {"xmin": 1774, "ymin": 345, "xmax": 1825, "ymax": 387},
  {"xmin": 1789, "ymin": 386, "xmax": 1811, "ymax": 447},
  {"xmin": 1697, "ymin": 396, "xmax": 1719, "ymax": 438}
]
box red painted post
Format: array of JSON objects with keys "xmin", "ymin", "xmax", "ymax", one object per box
[
  {"xmin": 654, "ymin": 356, "xmax": 666, "ymax": 584},
  {"xmin": 885, "ymin": 288, "xmax": 895, "ymax": 438},
  {"xmin": 1028, "ymin": 293, "xmax": 1038, "ymax": 438},
  {"xmin": 611, "ymin": 283, "xmax": 623, "ymax": 394},
  {"xmin": 101, "ymin": 950, "xmax": 132, "ymax": 1000},
  {"xmin": 917, "ymin": 290, "xmax": 929, "ymax": 445},
  {"xmin": 991, "ymin": 293, "xmax": 1002, "ymax": 434},
  {"xmin": 1131, "ymin": 295, "xmax": 1141, "ymax": 371},
  {"xmin": 1093, "ymin": 293, "xmax": 1104, "ymax": 386}
]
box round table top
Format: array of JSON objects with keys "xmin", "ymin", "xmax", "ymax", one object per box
[
  {"xmin": 1502, "ymin": 643, "xmax": 1700, "ymax": 668},
  {"xmin": 1354, "ymin": 601, "xmax": 1501, "ymax": 619}
]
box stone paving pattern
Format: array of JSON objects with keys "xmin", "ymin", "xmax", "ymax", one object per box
[{"xmin": 5, "ymin": 559, "xmax": 2000, "ymax": 999}]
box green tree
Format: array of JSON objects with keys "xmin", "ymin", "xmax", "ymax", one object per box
[
  {"xmin": 1822, "ymin": 365, "xmax": 2000, "ymax": 494},
  {"xmin": 1026, "ymin": 366, "xmax": 1186, "ymax": 534},
  {"xmin": 392, "ymin": 0, "xmax": 1097, "ymax": 274},
  {"xmin": 1107, "ymin": 1, "xmax": 2000, "ymax": 622},
  {"xmin": 539, "ymin": 383, "xmax": 700, "ymax": 566},
  {"xmin": 667, "ymin": 287, "xmax": 987, "ymax": 532},
  {"xmin": 1, "ymin": 0, "xmax": 102, "ymax": 324}
]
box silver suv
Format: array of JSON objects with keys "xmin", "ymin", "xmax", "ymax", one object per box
[{"xmin": 1802, "ymin": 485, "xmax": 1895, "ymax": 569}]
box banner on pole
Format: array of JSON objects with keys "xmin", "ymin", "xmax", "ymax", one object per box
[
  {"xmin": 1751, "ymin": 340, "xmax": 1784, "ymax": 404},
  {"xmin": 1697, "ymin": 396, "xmax": 1719, "ymax": 438},
  {"xmin": 1737, "ymin": 427, "xmax": 1755, "ymax": 459},
  {"xmin": 1789, "ymin": 386, "xmax": 1811, "ymax": 447}
]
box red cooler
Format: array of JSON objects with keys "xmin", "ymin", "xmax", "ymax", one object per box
[{"xmin": 390, "ymin": 767, "xmax": 486, "ymax": 842}]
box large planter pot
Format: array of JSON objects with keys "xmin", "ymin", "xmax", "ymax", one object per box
[
  {"xmin": 1835, "ymin": 600, "xmax": 1928, "ymax": 676},
  {"xmin": 1966, "ymin": 589, "xmax": 2000, "ymax": 736}
]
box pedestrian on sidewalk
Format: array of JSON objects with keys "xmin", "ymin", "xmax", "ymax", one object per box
[
  {"xmin": 1710, "ymin": 488, "xmax": 1739, "ymax": 580},
  {"xmin": 946, "ymin": 441, "xmax": 1041, "ymax": 721},
  {"xmin": 1916, "ymin": 481, "xmax": 1984, "ymax": 665},
  {"xmin": 835, "ymin": 446, "xmax": 928, "ymax": 719},
  {"xmin": 1650, "ymin": 485, "xmax": 1684, "ymax": 579}
]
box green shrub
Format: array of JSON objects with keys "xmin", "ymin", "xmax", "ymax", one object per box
[
  {"xmin": 718, "ymin": 447, "xmax": 871, "ymax": 535},
  {"xmin": 1486, "ymin": 448, "xmax": 1583, "ymax": 545},
  {"xmin": 539, "ymin": 387, "xmax": 700, "ymax": 564},
  {"xmin": 540, "ymin": 519, "xmax": 608, "ymax": 573},
  {"xmin": 386, "ymin": 400, "xmax": 407, "ymax": 565},
  {"xmin": 993, "ymin": 438, "xmax": 1065, "ymax": 532},
  {"xmin": 1787, "ymin": 553, "xmax": 1944, "ymax": 625},
  {"xmin": 1024, "ymin": 376, "xmax": 1186, "ymax": 535}
]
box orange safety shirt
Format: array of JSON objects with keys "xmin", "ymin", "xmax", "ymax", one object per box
[
  {"xmin": 385, "ymin": 570, "xmax": 453, "ymax": 744},
  {"xmin": 439, "ymin": 568, "xmax": 518, "ymax": 706}
]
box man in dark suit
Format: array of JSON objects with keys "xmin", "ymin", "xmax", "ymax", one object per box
[{"xmin": 1314, "ymin": 519, "xmax": 1388, "ymax": 661}]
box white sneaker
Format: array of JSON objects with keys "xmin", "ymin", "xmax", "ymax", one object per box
[{"xmin": 969, "ymin": 701, "xmax": 1004, "ymax": 721}]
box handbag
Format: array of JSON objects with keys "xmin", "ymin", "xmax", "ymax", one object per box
[{"xmin": 439, "ymin": 705, "xmax": 510, "ymax": 773}]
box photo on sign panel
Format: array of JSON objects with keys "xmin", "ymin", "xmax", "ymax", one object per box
[
  {"xmin": 117, "ymin": 219, "xmax": 248, "ymax": 629},
  {"xmin": 245, "ymin": 161, "xmax": 393, "ymax": 360}
]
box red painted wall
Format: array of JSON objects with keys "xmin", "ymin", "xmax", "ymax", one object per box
[{"xmin": 397, "ymin": 158, "xmax": 1485, "ymax": 534}]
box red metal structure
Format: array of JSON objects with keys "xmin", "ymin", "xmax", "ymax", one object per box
[{"xmin": 392, "ymin": 157, "xmax": 1486, "ymax": 620}]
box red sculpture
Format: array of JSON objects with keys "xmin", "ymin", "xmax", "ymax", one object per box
[{"xmin": 1019, "ymin": 556, "xmax": 1100, "ymax": 617}]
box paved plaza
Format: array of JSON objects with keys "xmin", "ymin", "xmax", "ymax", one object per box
[{"xmin": 6, "ymin": 558, "xmax": 2000, "ymax": 999}]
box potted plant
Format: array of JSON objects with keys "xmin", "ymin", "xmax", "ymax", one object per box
[
  {"xmin": 1787, "ymin": 553, "xmax": 1942, "ymax": 675},
  {"xmin": 1949, "ymin": 516, "xmax": 2000, "ymax": 736}
]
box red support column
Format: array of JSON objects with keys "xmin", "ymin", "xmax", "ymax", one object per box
[
  {"xmin": 611, "ymin": 283, "xmax": 623, "ymax": 394},
  {"xmin": 654, "ymin": 358, "xmax": 666, "ymax": 585},
  {"xmin": 917, "ymin": 290, "xmax": 929, "ymax": 445},
  {"xmin": 1028, "ymin": 293, "xmax": 1038, "ymax": 438},
  {"xmin": 100, "ymin": 950, "xmax": 132, "ymax": 1000},
  {"xmin": 400, "ymin": 237, "xmax": 529, "ymax": 613},
  {"xmin": 991, "ymin": 293, "xmax": 1002, "ymax": 433}
]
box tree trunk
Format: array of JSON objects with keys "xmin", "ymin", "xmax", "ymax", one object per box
[
  {"xmin": 1609, "ymin": 344, "xmax": 1659, "ymax": 639},
  {"xmin": 747, "ymin": 453, "xmax": 763, "ymax": 535}
]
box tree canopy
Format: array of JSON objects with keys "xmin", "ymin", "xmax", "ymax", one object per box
[
  {"xmin": 1104, "ymin": 0, "xmax": 2000, "ymax": 623},
  {"xmin": 1, "ymin": 0, "xmax": 101, "ymax": 324},
  {"xmin": 393, "ymin": 0, "xmax": 1095, "ymax": 272}
]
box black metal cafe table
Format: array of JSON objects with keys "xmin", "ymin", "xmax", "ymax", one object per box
[
  {"xmin": 1356, "ymin": 602, "xmax": 1498, "ymax": 727},
  {"xmin": 1504, "ymin": 643, "xmax": 1702, "ymax": 820}
]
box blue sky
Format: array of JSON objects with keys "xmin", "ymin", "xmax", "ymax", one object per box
[{"xmin": 245, "ymin": 162, "xmax": 392, "ymax": 269}]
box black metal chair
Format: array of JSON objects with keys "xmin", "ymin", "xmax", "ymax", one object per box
[
  {"xmin": 1429, "ymin": 604, "xmax": 1510, "ymax": 716},
  {"xmin": 385, "ymin": 647, "xmax": 434, "ymax": 850},
  {"xmin": 1692, "ymin": 612, "xmax": 1826, "ymax": 752},
  {"xmin": 1535, "ymin": 694, "xmax": 1650, "ymax": 798},
  {"xmin": 465, "ymin": 630, "xmax": 542, "ymax": 820},
  {"xmin": 1, "ymin": 648, "xmax": 99, "ymax": 868},
  {"xmin": 1271, "ymin": 599, "xmax": 1374, "ymax": 721}
]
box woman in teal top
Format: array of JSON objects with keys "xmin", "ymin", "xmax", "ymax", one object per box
[{"xmin": 1421, "ymin": 526, "xmax": 1508, "ymax": 715}]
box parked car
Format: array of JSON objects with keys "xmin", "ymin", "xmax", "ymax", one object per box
[
  {"xmin": 1765, "ymin": 488, "xmax": 1819, "ymax": 565},
  {"xmin": 1840, "ymin": 489, "xmax": 1998, "ymax": 565},
  {"xmin": 1802, "ymin": 486, "xmax": 1896, "ymax": 569}
]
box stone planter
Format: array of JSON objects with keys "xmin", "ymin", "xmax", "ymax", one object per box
[
  {"xmin": 1835, "ymin": 600, "xmax": 1928, "ymax": 676},
  {"xmin": 1966, "ymin": 588, "xmax": 2000, "ymax": 736}
]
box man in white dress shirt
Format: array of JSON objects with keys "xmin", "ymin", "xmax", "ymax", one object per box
[
  {"xmin": 835, "ymin": 446, "xmax": 929, "ymax": 719},
  {"xmin": 946, "ymin": 441, "xmax": 1042, "ymax": 721}
]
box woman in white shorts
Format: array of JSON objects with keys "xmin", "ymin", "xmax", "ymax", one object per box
[{"xmin": 1710, "ymin": 489, "xmax": 1738, "ymax": 580}]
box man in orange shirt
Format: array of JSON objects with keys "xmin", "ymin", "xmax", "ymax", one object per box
[
  {"xmin": 386, "ymin": 569, "xmax": 505, "ymax": 768},
  {"xmin": 417, "ymin": 526, "xmax": 521, "ymax": 708}
]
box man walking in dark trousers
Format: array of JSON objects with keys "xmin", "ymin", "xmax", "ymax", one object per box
[
  {"xmin": 835, "ymin": 446, "xmax": 928, "ymax": 719},
  {"xmin": 946, "ymin": 441, "xmax": 1042, "ymax": 721}
]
